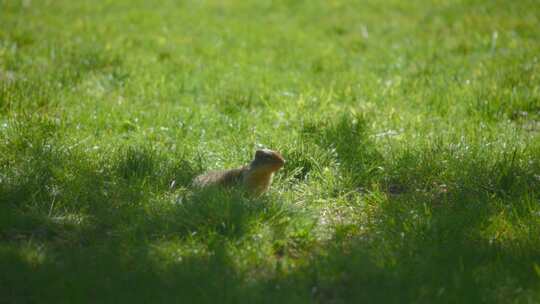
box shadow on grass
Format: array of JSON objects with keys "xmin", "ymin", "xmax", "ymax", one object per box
[
  {"xmin": 2, "ymin": 117, "xmax": 539, "ymax": 303},
  {"xmin": 1, "ymin": 173, "xmax": 299, "ymax": 303},
  {"xmin": 323, "ymin": 143, "xmax": 540, "ymax": 302},
  {"xmin": 0, "ymin": 236, "xmax": 249, "ymax": 304},
  {"xmin": 0, "ymin": 132, "xmax": 298, "ymax": 303}
]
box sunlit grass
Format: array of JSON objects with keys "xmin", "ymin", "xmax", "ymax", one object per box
[{"xmin": 1, "ymin": 0, "xmax": 539, "ymax": 302}]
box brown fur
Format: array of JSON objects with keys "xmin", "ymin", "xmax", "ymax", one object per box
[
  {"xmin": 192, "ymin": 149, "xmax": 285, "ymax": 195},
  {"xmin": 192, "ymin": 166, "xmax": 246, "ymax": 188}
]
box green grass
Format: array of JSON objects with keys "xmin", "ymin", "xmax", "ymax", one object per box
[{"xmin": 1, "ymin": 0, "xmax": 539, "ymax": 302}]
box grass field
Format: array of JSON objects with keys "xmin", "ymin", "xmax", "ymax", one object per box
[{"xmin": 1, "ymin": 0, "xmax": 539, "ymax": 302}]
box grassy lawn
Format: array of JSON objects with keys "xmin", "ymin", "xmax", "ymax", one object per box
[{"xmin": 1, "ymin": 0, "xmax": 539, "ymax": 302}]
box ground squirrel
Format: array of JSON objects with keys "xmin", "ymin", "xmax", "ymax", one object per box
[{"xmin": 192, "ymin": 149, "xmax": 285, "ymax": 195}]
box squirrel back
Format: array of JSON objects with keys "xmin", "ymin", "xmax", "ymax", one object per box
[{"xmin": 192, "ymin": 166, "xmax": 247, "ymax": 188}]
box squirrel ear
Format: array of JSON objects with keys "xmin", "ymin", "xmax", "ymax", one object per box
[{"xmin": 255, "ymin": 150, "xmax": 263, "ymax": 158}]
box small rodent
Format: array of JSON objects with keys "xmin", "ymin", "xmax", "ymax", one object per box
[{"xmin": 192, "ymin": 149, "xmax": 285, "ymax": 195}]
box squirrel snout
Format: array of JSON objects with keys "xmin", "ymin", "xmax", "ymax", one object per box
[
  {"xmin": 274, "ymin": 154, "xmax": 285, "ymax": 166},
  {"xmin": 275, "ymin": 158, "xmax": 285, "ymax": 170}
]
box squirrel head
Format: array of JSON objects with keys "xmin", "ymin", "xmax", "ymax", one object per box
[{"xmin": 251, "ymin": 149, "xmax": 285, "ymax": 172}]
